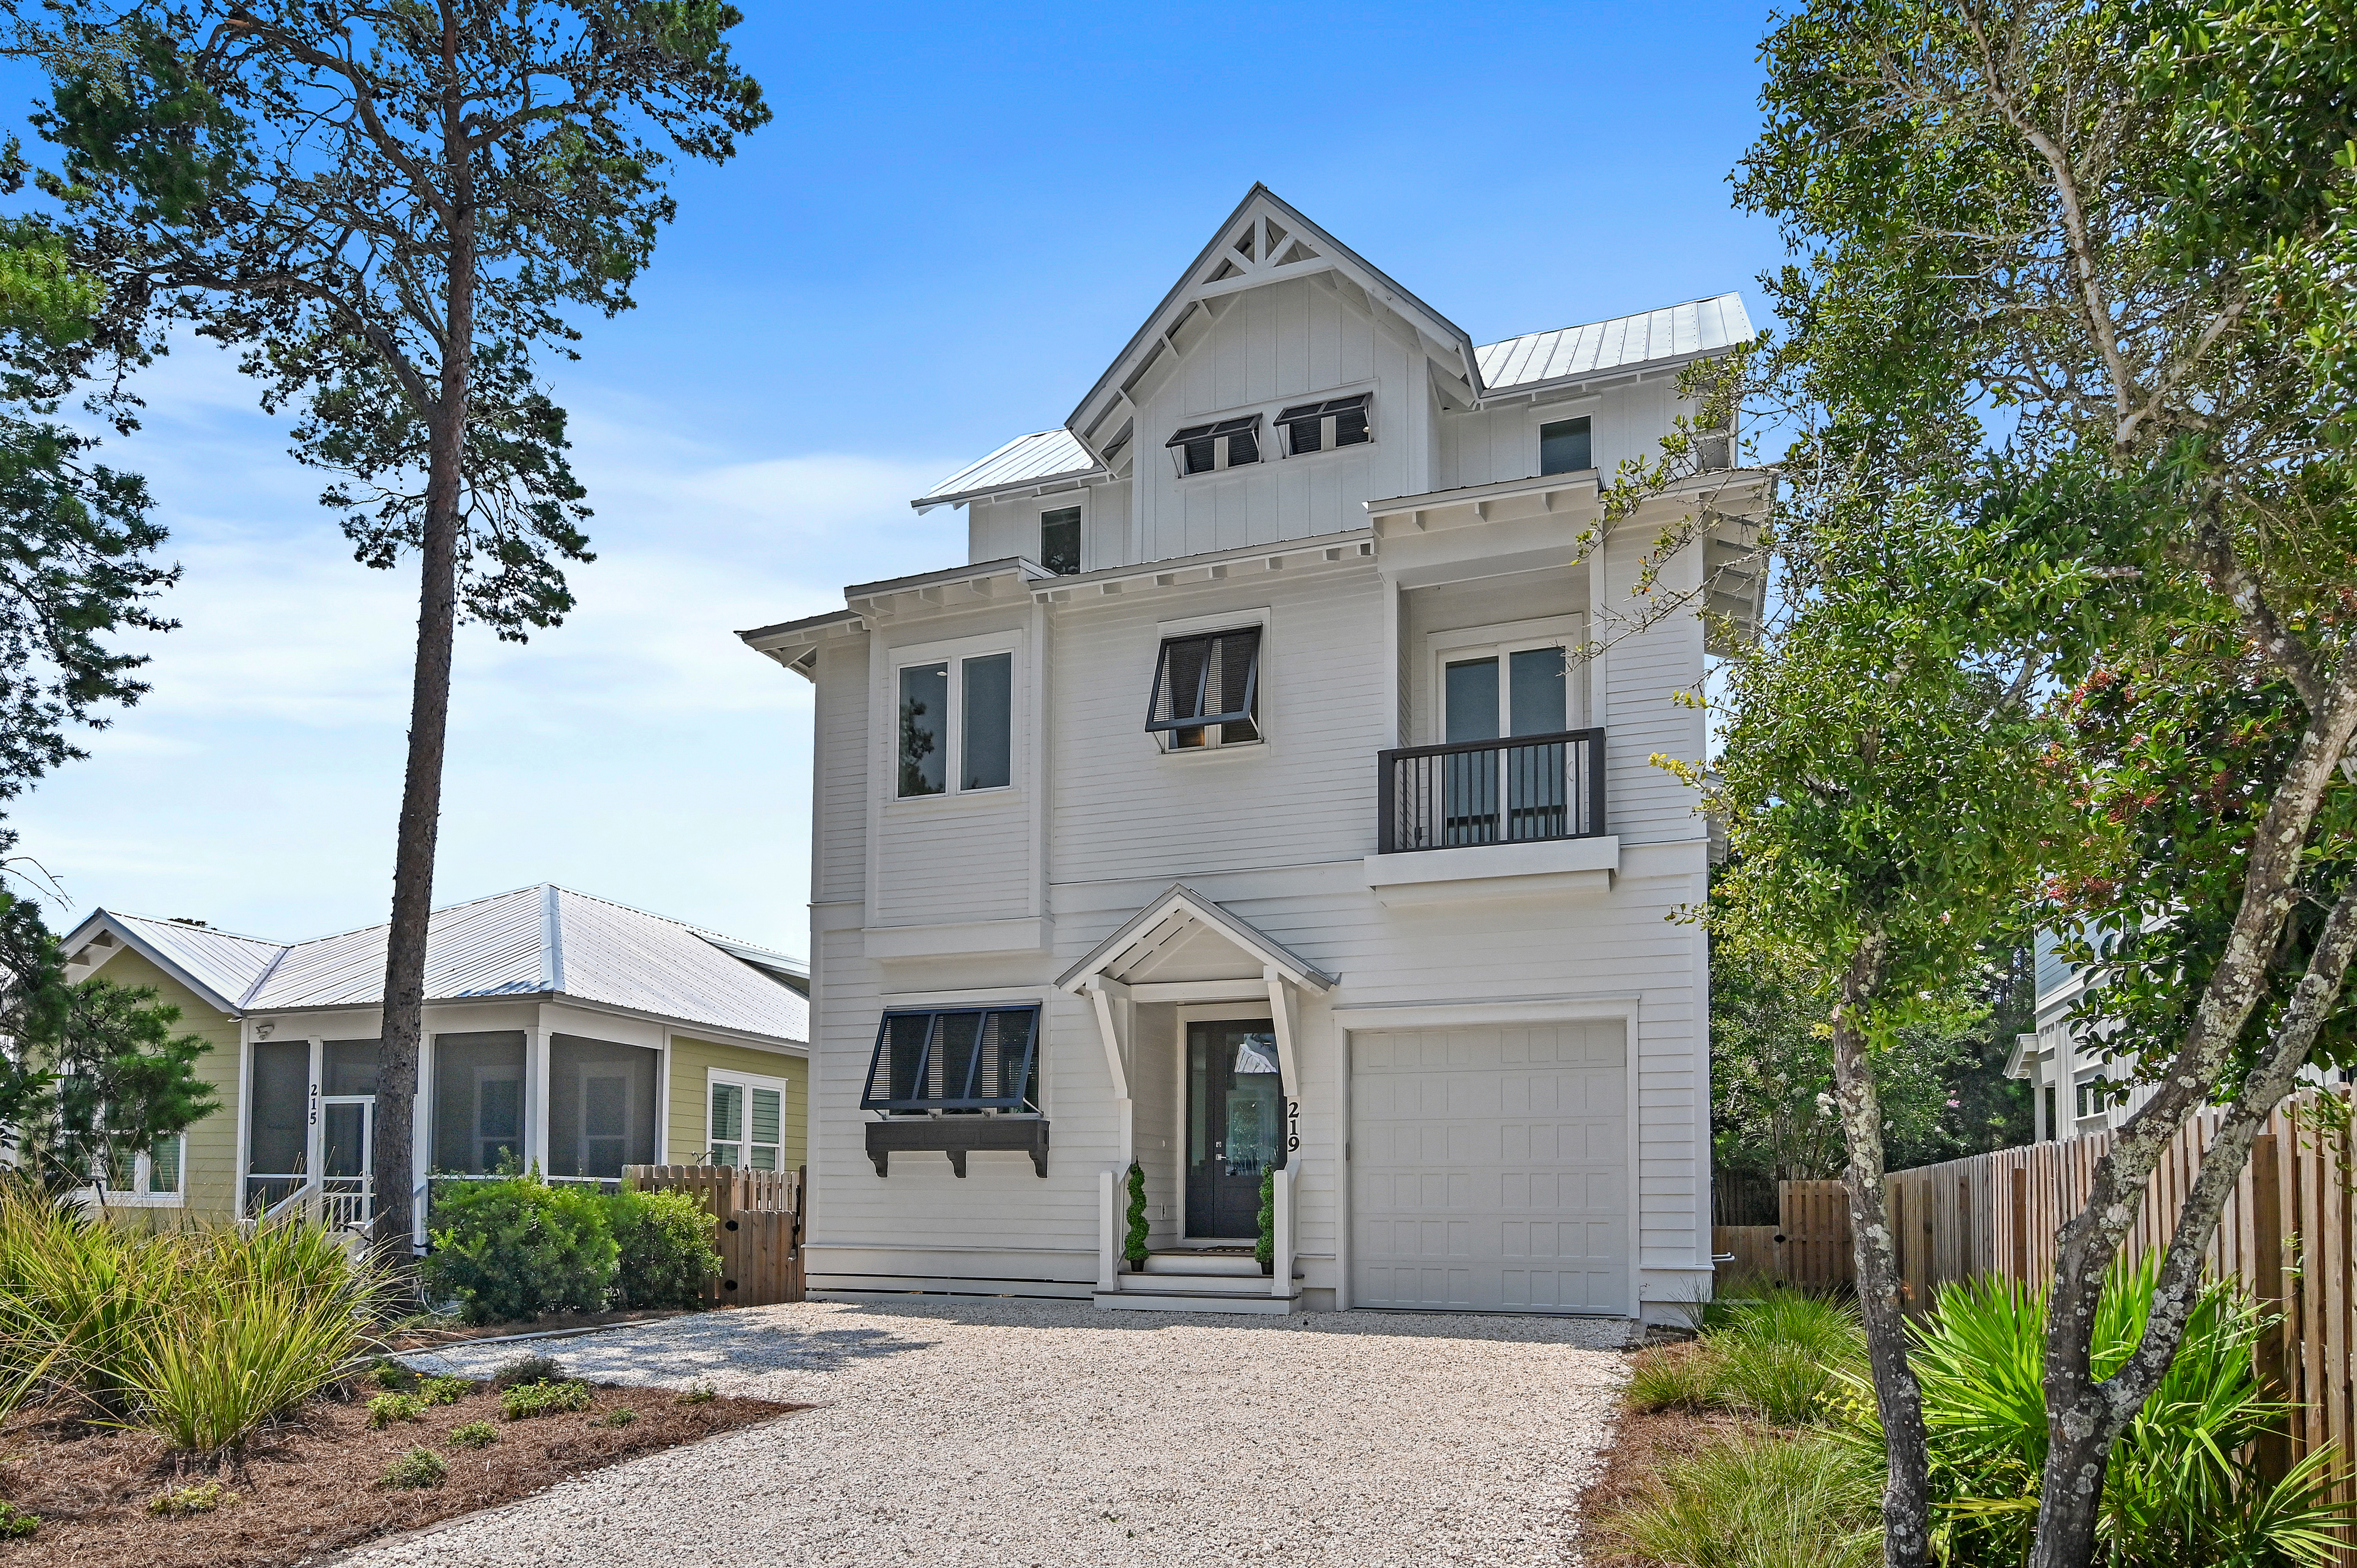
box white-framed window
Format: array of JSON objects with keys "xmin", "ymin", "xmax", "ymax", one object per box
[
  {"xmin": 1277, "ymin": 393, "xmax": 1372, "ymax": 457},
  {"xmin": 1429, "ymin": 616, "xmax": 1584, "ymax": 745},
  {"xmin": 1165, "ymin": 415, "xmax": 1262, "ymax": 475},
  {"xmin": 101, "ymin": 1133, "xmax": 187, "ymax": 1207},
  {"xmin": 892, "ymin": 637, "xmax": 1018, "ymax": 798},
  {"xmin": 708, "ymin": 1069, "xmax": 789, "ymax": 1171},
  {"xmin": 1539, "ymin": 414, "xmax": 1592, "ymax": 475},
  {"xmin": 1038, "ymin": 504, "xmax": 1083, "ymax": 576}
]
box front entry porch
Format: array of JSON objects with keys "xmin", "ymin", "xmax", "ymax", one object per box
[{"xmin": 1059, "ymin": 883, "xmax": 1335, "ymax": 1315}]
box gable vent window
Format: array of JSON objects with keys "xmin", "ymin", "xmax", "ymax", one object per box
[
  {"xmin": 862, "ymin": 1006, "xmax": 1042, "ymax": 1114},
  {"xmin": 1540, "ymin": 415, "xmax": 1593, "ymax": 475},
  {"xmin": 1039, "ymin": 506, "xmax": 1081, "ymax": 576},
  {"xmin": 1167, "ymin": 415, "xmax": 1261, "ymax": 475},
  {"xmin": 1146, "ymin": 627, "xmax": 1261, "ymax": 750},
  {"xmin": 1278, "ymin": 393, "xmax": 1372, "ymax": 457}
]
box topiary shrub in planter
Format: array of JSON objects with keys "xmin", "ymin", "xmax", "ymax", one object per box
[
  {"xmin": 1255, "ymin": 1169, "xmax": 1275, "ymax": 1274},
  {"xmin": 419, "ymin": 1174, "xmax": 618, "ymax": 1325},
  {"xmin": 1123, "ymin": 1162, "xmax": 1148, "ymax": 1271},
  {"xmin": 603, "ymin": 1188, "xmax": 721, "ymax": 1310}
]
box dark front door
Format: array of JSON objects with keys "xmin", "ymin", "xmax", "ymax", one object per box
[{"xmin": 1186, "ymin": 1021, "xmax": 1287, "ymax": 1238}]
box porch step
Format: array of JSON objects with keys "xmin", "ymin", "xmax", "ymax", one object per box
[
  {"xmin": 1142, "ymin": 1251, "xmax": 1261, "ymax": 1277},
  {"xmin": 1094, "ymin": 1286, "xmax": 1301, "ymax": 1315}
]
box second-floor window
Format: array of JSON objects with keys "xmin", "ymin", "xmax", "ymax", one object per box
[
  {"xmin": 1167, "ymin": 416, "xmax": 1261, "ymax": 475},
  {"xmin": 1147, "ymin": 627, "xmax": 1261, "ymax": 750},
  {"xmin": 1278, "ymin": 393, "xmax": 1371, "ymax": 455},
  {"xmin": 898, "ymin": 651, "xmax": 1014, "ymax": 796},
  {"xmin": 1540, "ymin": 415, "xmax": 1592, "ymax": 475},
  {"xmin": 1039, "ymin": 506, "xmax": 1082, "ymax": 575}
]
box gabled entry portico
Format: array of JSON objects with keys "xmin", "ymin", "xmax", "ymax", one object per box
[{"xmin": 1059, "ymin": 883, "xmax": 1337, "ymax": 1311}]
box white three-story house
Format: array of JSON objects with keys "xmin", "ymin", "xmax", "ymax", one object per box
[{"xmin": 742, "ymin": 187, "xmax": 1763, "ymax": 1320}]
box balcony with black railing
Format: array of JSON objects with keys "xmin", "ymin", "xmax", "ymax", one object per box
[{"xmin": 1376, "ymin": 728, "xmax": 1606, "ymax": 854}]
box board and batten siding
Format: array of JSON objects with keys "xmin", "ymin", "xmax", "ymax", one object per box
[
  {"xmin": 82, "ymin": 948, "xmax": 242, "ymax": 1220},
  {"xmin": 1435, "ymin": 380, "xmax": 1689, "ymax": 493},
  {"xmin": 666, "ymin": 1035, "xmax": 808, "ymax": 1175}
]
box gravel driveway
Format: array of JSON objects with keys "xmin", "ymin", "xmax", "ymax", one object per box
[{"xmin": 355, "ymin": 1299, "xmax": 1632, "ymax": 1568}]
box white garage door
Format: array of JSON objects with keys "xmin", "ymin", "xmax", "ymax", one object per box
[{"xmin": 1351, "ymin": 1020, "xmax": 1628, "ymax": 1314}]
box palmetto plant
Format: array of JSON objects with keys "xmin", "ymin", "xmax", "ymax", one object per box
[{"xmin": 1862, "ymin": 1258, "xmax": 2348, "ymax": 1567}]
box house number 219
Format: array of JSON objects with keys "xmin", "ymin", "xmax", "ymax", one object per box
[{"xmin": 1286, "ymin": 1098, "xmax": 1300, "ymax": 1154}]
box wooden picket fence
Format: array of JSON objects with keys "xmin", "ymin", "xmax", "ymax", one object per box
[
  {"xmin": 623, "ymin": 1164, "xmax": 806, "ymax": 1308},
  {"xmin": 1721, "ymin": 1089, "xmax": 2357, "ymax": 1551}
]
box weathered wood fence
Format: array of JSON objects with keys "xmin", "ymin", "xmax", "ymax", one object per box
[
  {"xmin": 623, "ymin": 1164, "xmax": 806, "ymax": 1308},
  {"xmin": 1713, "ymin": 1089, "xmax": 2357, "ymax": 1538}
]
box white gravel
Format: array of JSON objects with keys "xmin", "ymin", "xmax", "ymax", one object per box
[{"xmin": 352, "ymin": 1298, "xmax": 1633, "ymax": 1568}]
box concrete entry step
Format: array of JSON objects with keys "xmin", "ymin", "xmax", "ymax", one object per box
[
  {"xmin": 1143, "ymin": 1250, "xmax": 1261, "ymax": 1277},
  {"xmin": 1094, "ymin": 1287, "xmax": 1302, "ymax": 1314}
]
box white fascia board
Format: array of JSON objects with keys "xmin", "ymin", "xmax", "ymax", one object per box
[{"xmin": 61, "ymin": 912, "xmax": 250, "ymax": 1017}]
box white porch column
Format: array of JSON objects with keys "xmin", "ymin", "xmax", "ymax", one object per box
[
  {"xmin": 1097, "ymin": 1168, "xmax": 1119, "ymax": 1293},
  {"xmin": 1084, "ymin": 977, "xmax": 1134, "ymax": 1167},
  {"xmin": 525, "ymin": 1017, "xmax": 551, "ymax": 1175},
  {"xmin": 1271, "ymin": 1164, "xmax": 1296, "ymax": 1298},
  {"xmin": 413, "ymin": 1027, "xmax": 435, "ymax": 1245}
]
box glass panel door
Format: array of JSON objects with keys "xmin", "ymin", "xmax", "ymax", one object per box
[
  {"xmin": 1184, "ymin": 1021, "xmax": 1285, "ymax": 1239},
  {"xmin": 1506, "ymin": 646, "xmax": 1569, "ymax": 838},
  {"xmin": 1442, "ymin": 657, "xmax": 1501, "ymax": 844}
]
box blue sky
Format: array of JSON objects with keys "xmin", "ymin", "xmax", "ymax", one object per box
[{"xmin": 9, "ymin": 2, "xmax": 1786, "ymax": 956}]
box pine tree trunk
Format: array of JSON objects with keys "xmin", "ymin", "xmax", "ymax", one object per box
[
  {"xmin": 370, "ymin": 15, "xmax": 475, "ymax": 1261},
  {"xmin": 1830, "ymin": 933, "xmax": 1932, "ymax": 1568}
]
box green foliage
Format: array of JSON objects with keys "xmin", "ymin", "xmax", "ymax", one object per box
[
  {"xmin": 1630, "ymin": 1287, "xmax": 1868, "ymax": 1428},
  {"xmin": 1626, "ymin": 1347, "xmax": 1722, "ymax": 1414},
  {"xmin": 0, "ymin": 1501, "xmax": 36, "ymax": 1538},
  {"xmin": 419, "ymin": 1375, "xmax": 468, "ymax": 1407},
  {"xmin": 674, "ymin": 1384, "xmax": 715, "ymax": 1405},
  {"xmin": 419, "ymin": 1175, "xmax": 618, "ymax": 1325},
  {"xmin": 145, "ymin": 1481, "xmax": 233, "ymax": 1517},
  {"xmin": 380, "ymin": 1448, "xmax": 446, "ymax": 1490},
  {"xmin": 602, "ymin": 1187, "xmax": 719, "ymax": 1310},
  {"xmin": 448, "ymin": 1420, "xmax": 497, "ymax": 1450},
  {"xmin": 498, "ymin": 1379, "xmax": 593, "ymax": 1421},
  {"xmin": 365, "ymin": 1392, "xmax": 424, "ymax": 1429},
  {"xmin": 1871, "ymin": 1260, "xmax": 2353, "ymax": 1566},
  {"xmin": 1604, "ymin": 1431, "xmax": 1881, "ymax": 1568},
  {"xmin": 601, "ymin": 1405, "xmax": 635, "ymax": 1427},
  {"xmin": 1254, "ymin": 1169, "xmax": 1275, "ymax": 1270},
  {"xmin": 366, "ymin": 1358, "xmax": 417, "ymax": 1392},
  {"xmin": 1122, "ymin": 1162, "xmax": 1148, "ymax": 1265},
  {"xmin": 0, "ymin": 1188, "xmax": 389, "ymax": 1451}
]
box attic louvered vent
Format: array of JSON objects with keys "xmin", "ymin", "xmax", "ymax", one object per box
[
  {"xmin": 1166, "ymin": 415, "xmax": 1261, "ymax": 475},
  {"xmin": 1278, "ymin": 393, "xmax": 1372, "ymax": 457},
  {"xmin": 1146, "ymin": 626, "xmax": 1262, "ymax": 750}
]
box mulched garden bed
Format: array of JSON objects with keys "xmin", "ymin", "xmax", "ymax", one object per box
[
  {"xmin": 0, "ymin": 1379, "xmax": 799, "ymax": 1568},
  {"xmin": 1577, "ymin": 1342, "xmax": 1760, "ymax": 1568}
]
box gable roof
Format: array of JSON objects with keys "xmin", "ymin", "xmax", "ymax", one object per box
[
  {"xmin": 1057, "ymin": 882, "xmax": 1338, "ymax": 994},
  {"xmin": 61, "ymin": 886, "xmax": 808, "ymax": 1047},
  {"xmin": 913, "ymin": 186, "xmax": 1754, "ymax": 513}
]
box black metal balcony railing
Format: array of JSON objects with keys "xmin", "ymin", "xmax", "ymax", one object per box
[{"xmin": 1377, "ymin": 728, "xmax": 1606, "ymax": 853}]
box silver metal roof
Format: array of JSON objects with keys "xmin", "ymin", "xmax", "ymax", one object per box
[
  {"xmin": 912, "ymin": 430, "xmax": 1100, "ymax": 512},
  {"xmin": 71, "ymin": 886, "xmax": 807, "ymax": 1045},
  {"xmin": 1476, "ymin": 293, "xmax": 1753, "ymax": 392}
]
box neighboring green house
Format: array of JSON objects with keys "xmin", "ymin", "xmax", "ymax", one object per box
[{"xmin": 58, "ymin": 885, "xmax": 808, "ymax": 1232}]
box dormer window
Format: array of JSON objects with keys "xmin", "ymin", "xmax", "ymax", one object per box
[
  {"xmin": 1167, "ymin": 416, "xmax": 1261, "ymax": 475},
  {"xmin": 1278, "ymin": 394, "xmax": 1372, "ymax": 456}
]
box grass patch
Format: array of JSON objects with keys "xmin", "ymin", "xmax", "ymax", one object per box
[
  {"xmin": 498, "ymin": 1380, "xmax": 593, "ymax": 1421},
  {"xmin": 1604, "ymin": 1431, "xmax": 1878, "ymax": 1568},
  {"xmin": 380, "ymin": 1448, "xmax": 447, "ymax": 1490}
]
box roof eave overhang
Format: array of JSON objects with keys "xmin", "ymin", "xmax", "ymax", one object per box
[
  {"xmin": 1056, "ymin": 882, "xmax": 1339, "ymax": 995},
  {"xmin": 911, "ymin": 465, "xmax": 1107, "ymax": 516},
  {"xmin": 1475, "ymin": 342, "xmax": 1741, "ymax": 406},
  {"xmin": 60, "ymin": 911, "xmax": 255, "ymax": 1017},
  {"xmin": 242, "ymin": 987, "xmax": 807, "ymax": 1052}
]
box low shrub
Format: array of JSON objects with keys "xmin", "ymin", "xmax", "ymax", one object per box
[
  {"xmin": 380, "ymin": 1448, "xmax": 447, "ymax": 1490},
  {"xmin": 1606, "ymin": 1431, "xmax": 1880, "ymax": 1568},
  {"xmin": 146, "ymin": 1482, "xmax": 235, "ymax": 1518},
  {"xmin": 601, "ymin": 1405, "xmax": 636, "ymax": 1427},
  {"xmin": 488, "ymin": 1353, "xmax": 564, "ymax": 1389},
  {"xmin": 674, "ymin": 1384, "xmax": 716, "ymax": 1405},
  {"xmin": 499, "ymin": 1379, "xmax": 593, "ymax": 1421},
  {"xmin": 419, "ymin": 1176, "xmax": 617, "ymax": 1325},
  {"xmin": 420, "ymin": 1375, "xmax": 470, "ymax": 1406},
  {"xmin": 367, "ymin": 1392, "xmax": 426, "ymax": 1429},
  {"xmin": 0, "ymin": 1502, "xmax": 37, "ymax": 1539},
  {"xmin": 366, "ymin": 1359, "xmax": 418, "ymax": 1392},
  {"xmin": 449, "ymin": 1420, "xmax": 498, "ymax": 1449},
  {"xmin": 603, "ymin": 1188, "xmax": 721, "ymax": 1310}
]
